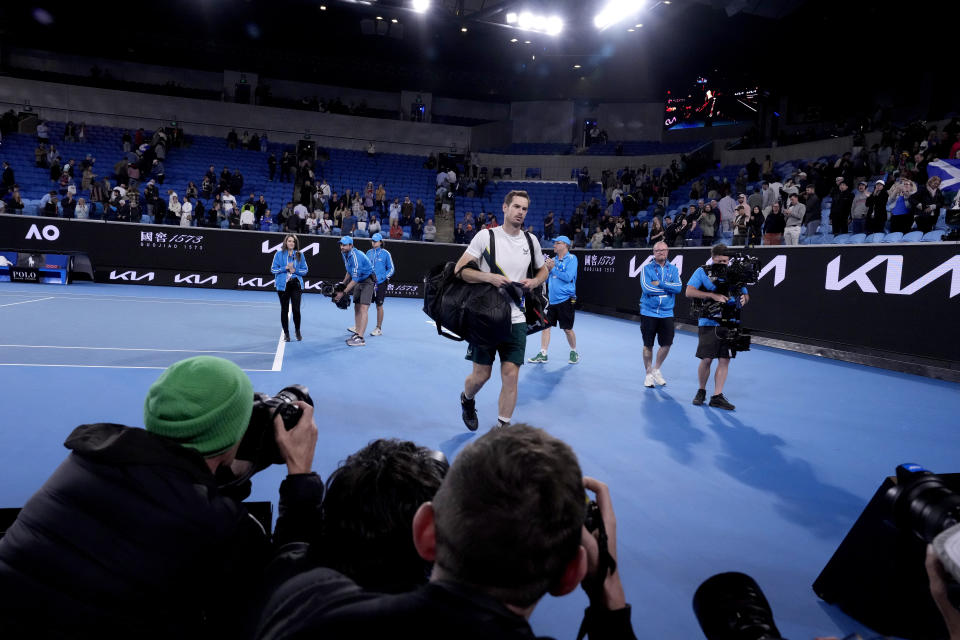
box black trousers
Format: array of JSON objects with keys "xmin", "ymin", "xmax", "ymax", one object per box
[{"xmin": 277, "ymin": 279, "xmax": 302, "ymax": 335}]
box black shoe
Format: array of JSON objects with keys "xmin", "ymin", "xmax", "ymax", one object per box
[
  {"xmin": 460, "ymin": 392, "xmax": 478, "ymax": 432},
  {"xmin": 295, "ymin": 330, "xmax": 302, "ymax": 341},
  {"xmin": 283, "ymin": 333, "xmax": 291, "ymax": 342},
  {"xmin": 709, "ymin": 393, "xmax": 735, "ymax": 410},
  {"xmin": 692, "ymin": 389, "xmax": 706, "ymax": 406}
]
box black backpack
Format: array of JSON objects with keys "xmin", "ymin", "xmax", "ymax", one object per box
[{"xmin": 422, "ymin": 261, "xmax": 513, "ymax": 345}]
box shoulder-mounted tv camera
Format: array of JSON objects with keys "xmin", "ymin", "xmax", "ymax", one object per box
[{"xmin": 320, "ymin": 281, "xmax": 351, "ymax": 309}]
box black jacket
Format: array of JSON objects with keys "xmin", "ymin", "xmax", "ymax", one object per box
[
  {"xmin": 0, "ymin": 423, "xmax": 268, "ymax": 640},
  {"xmin": 256, "ymin": 567, "xmax": 636, "ymax": 640}
]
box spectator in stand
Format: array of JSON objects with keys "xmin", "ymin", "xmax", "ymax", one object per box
[
  {"xmin": 911, "ymin": 175, "xmax": 944, "ymax": 233},
  {"xmin": 167, "ymin": 192, "xmax": 182, "ymax": 225},
  {"xmin": 686, "ymin": 219, "xmax": 703, "ymax": 246},
  {"xmin": 42, "ymin": 193, "xmax": 58, "ymax": 217},
  {"xmin": 732, "ymin": 207, "xmax": 749, "ymax": 246},
  {"xmin": 267, "ymin": 153, "xmax": 277, "ymax": 182},
  {"xmin": 411, "ymin": 214, "xmax": 424, "ymax": 241},
  {"xmin": 35, "ymin": 143, "xmax": 47, "ymax": 168},
  {"xmin": 415, "ymin": 197, "xmax": 426, "ymax": 221},
  {"xmin": 831, "ymin": 180, "xmax": 853, "ymax": 235},
  {"xmin": 455, "ymin": 223, "xmax": 466, "ymax": 244},
  {"xmin": 802, "ymin": 184, "xmax": 822, "ymax": 237},
  {"xmin": 185, "ymin": 181, "xmax": 199, "ymax": 202},
  {"xmin": 464, "ymin": 222, "xmax": 476, "ymax": 242},
  {"xmin": 423, "ymin": 218, "xmax": 437, "ymax": 242},
  {"xmin": 221, "ymin": 189, "xmax": 237, "ymax": 220},
  {"xmin": 389, "ymin": 220, "xmax": 403, "ymax": 239},
  {"xmin": 60, "ymin": 192, "xmax": 77, "ymax": 219},
  {"xmin": 0, "ymin": 162, "xmax": 13, "ymax": 196},
  {"xmin": 240, "ymin": 200, "xmax": 256, "ymax": 230},
  {"xmin": 121, "ymin": 130, "xmax": 132, "ymax": 152},
  {"xmin": 783, "ymin": 193, "xmax": 805, "ymax": 245},
  {"xmin": 746, "ymin": 157, "xmax": 761, "ymax": 181},
  {"xmin": 649, "ymin": 216, "xmax": 665, "ymax": 246},
  {"xmin": 4, "ymin": 188, "xmax": 25, "ymax": 214},
  {"xmin": 342, "ymin": 207, "xmax": 358, "ymax": 237},
  {"xmin": 697, "ymin": 205, "xmax": 715, "ymax": 247},
  {"xmin": 255, "ymin": 195, "xmax": 268, "ymax": 225},
  {"xmin": 36, "ymin": 120, "xmax": 49, "ymax": 144},
  {"xmin": 717, "ymin": 191, "xmax": 736, "ymax": 233},
  {"xmin": 388, "ymin": 198, "xmax": 401, "ymax": 227},
  {"xmin": 763, "ymin": 202, "xmax": 785, "ymax": 245},
  {"xmin": 544, "ymin": 211, "xmax": 555, "ymax": 239},
  {"xmin": 589, "ymin": 227, "xmax": 605, "ymax": 249},
  {"xmin": 152, "ymin": 159, "xmax": 165, "ymax": 185},
  {"xmin": 367, "ymin": 216, "xmax": 381, "ymax": 236},
  {"xmin": 376, "ymin": 184, "xmax": 388, "ymax": 215},
  {"xmin": 849, "ymin": 181, "xmax": 870, "ymax": 234},
  {"xmin": 226, "ymin": 129, "xmax": 238, "ymax": 150},
  {"xmin": 865, "ymin": 180, "xmax": 889, "ymax": 233},
  {"xmin": 483, "ymin": 213, "xmax": 499, "ymax": 229},
  {"xmin": 74, "ymin": 198, "xmax": 89, "ymax": 220},
  {"xmin": 761, "ymin": 155, "xmax": 773, "ymax": 181},
  {"xmin": 181, "ymin": 199, "xmax": 193, "ymax": 227},
  {"xmin": 305, "ymin": 212, "xmax": 318, "ymax": 234},
  {"xmin": 760, "ymin": 181, "xmax": 776, "ymax": 215}
]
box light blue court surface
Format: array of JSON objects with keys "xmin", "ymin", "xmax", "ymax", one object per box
[{"xmin": 1, "ymin": 281, "xmax": 957, "ymax": 639}]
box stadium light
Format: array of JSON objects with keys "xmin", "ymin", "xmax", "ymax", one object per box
[
  {"xmin": 411, "ymin": 0, "xmax": 430, "ymax": 13},
  {"xmin": 509, "ymin": 10, "xmax": 563, "ymax": 36},
  {"xmin": 594, "ymin": 0, "xmax": 645, "ymax": 30}
]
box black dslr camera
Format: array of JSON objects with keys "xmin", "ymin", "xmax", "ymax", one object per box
[
  {"xmin": 693, "ymin": 572, "xmax": 783, "ymax": 640},
  {"xmin": 321, "ymin": 281, "xmax": 351, "ymax": 309},
  {"xmin": 234, "ymin": 384, "xmax": 314, "ymax": 473},
  {"xmin": 691, "ymin": 252, "xmax": 762, "ymax": 356}
]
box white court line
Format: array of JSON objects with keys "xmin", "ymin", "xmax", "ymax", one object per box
[
  {"xmin": 0, "ymin": 344, "xmax": 276, "ymax": 355},
  {"xmin": 272, "ymin": 332, "xmax": 286, "ymax": 371},
  {"xmin": 0, "ymin": 363, "xmax": 275, "ymax": 371},
  {"xmin": 0, "ymin": 292, "xmax": 274, "ymax": 308},
  {"xmin": 0, "ymin": 297, "xmax": 54, "ymax": 308}
]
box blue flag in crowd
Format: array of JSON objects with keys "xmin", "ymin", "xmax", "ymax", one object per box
[{"xmin": 927, "ymin": 159, "xmax": 960, "ymax": 191}]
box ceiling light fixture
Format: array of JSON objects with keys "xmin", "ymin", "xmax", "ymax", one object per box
[
  {"xmin": 412, "ymin": 0, "xmax": 431, "ymax": 13},
  {"xmin": 594, "ymin": 0, "xmax": 646, "ymax": 31}
]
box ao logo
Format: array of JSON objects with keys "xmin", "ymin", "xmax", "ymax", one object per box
[{"xmin": 25, "ymin": 224, "xmax": 60, "ymax": 241}]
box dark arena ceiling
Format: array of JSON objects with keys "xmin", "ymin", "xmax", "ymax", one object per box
[{"xmin": 0, "ymin": 1, "xmax": 940, "ymax": 103}]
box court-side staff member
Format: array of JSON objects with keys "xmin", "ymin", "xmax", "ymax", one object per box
[
  {"xmin": 271, "ymin": 234, "xmax": 308, "ymax": 342},
  {"xmin": 528, "ymin": 235, "xmax": 579, "ymax": 364},
  {"xmin": 335, "ymin": 236, "xmax": 376, "ymax": 347},
  {"xmin": 365, "ymin": 232, "xmax": 395, "ymax": 337},
  {"xmin": 639, "ymin": 241, "xmax": 682, "ymax": 388}
]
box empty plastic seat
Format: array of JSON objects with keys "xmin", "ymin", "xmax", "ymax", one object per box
[
  {"xmin": 864, "ymin": 233, "xmax": 885, "ymax": 243},
  {"xmin": 848, "ymin": 233, "xmax": 867, "ymax": 244},
  {"xmin": 901, "ymin": 231, "xmax": 923, "ymax": 242},
  {"xmin": 882, "ymin": 232, "xmax": 904, "ymax": 243},
  {"xmin": 833, "ymin": 234, "xmax": 852, "ymax": 245},
  {"xmin": 922, "ymin": 230, "xmax": 946, "ymax": 242}
]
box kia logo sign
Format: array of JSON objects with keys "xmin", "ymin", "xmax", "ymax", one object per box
[{"xmin": 25, "ymin": 224, "xmax": 60, "ymax": 241}]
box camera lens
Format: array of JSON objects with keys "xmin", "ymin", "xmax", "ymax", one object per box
[
  {"xmin": 693, "ymin": 572, "xmax": 782, "ymax": 640},
  {"xmin": 887, "ymin": 463, "xmax": 960, "ymax": 543}
]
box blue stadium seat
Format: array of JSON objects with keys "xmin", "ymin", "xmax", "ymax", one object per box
[
  {"xmin": 864, "ymin": 233, "xmax": 885, "ymax": 243},
  {"xmin": 848, "ymin": 233, "xmax": 867, "ymax": 244},
  {"xmin": 901, "ymin": 231, "xmax": 923, "ymax": 242},
  {"xmin": 922, "ymin": 230, "xmax": 945, "ymax": 242},
  {"xmin": 833, "ymin": 233, "xmax": 852, "ymax": 245},
  {"xmin": 882, "ymin": 232, "xmax": 904, "ymax": 243}
]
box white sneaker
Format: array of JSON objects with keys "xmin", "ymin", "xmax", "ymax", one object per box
[
  {"xmin": 371, "ymin": 327, "xmax": 382, "ymax": 336},
  {"xmin": 644, "ymin": 373, "xmax": 655, "ymax": 388},
  {"xmin": 652, "ymin": 369, "xmax": 667, "ymax": 386},
  {"xmin": 347, "ymin": 326, "xmax": 357, "ymax": 334}
]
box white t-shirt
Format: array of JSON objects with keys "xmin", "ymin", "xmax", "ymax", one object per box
[
  {"xmin": 221, "ymin": 194, "xmax": 237, "ymax": 212},
  {"xmin": 465, "ymin": 226, "xmax": 545, "ymax": 323}
]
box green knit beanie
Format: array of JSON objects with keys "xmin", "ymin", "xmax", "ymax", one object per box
[{"xmin": 144, "ymin": 356, "xmax": 254, "ymax": 457}]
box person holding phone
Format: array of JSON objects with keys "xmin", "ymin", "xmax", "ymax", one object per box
[{"xmin": 271, "ymin": 234, "xmax": 308, "ymax": 342}]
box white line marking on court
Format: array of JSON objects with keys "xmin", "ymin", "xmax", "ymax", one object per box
[
  {"xmin": 0, "ymin": 363, "xmax": 275, "ymax": 371},
  {"xmin": 0, "ymin": 292, "xmax": 274, "ymax": 308},
  {"xmin": 0, "ymin": 297, "xmax": 54, "ymax": 308},
  {"xmin": 0, "ymin": 344, "xmax": 276, "ymax": 355},
  {"xmin": 272, "ymin": 332, "xmax": 286, "ymax": 371}
]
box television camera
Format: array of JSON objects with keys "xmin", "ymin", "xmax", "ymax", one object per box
[
  {"xmin": 690, "ymin": 251, "xmax": 762, "ymax": 356},
  {"xmin": 321, "ymin": 281, "xmax": 352, "ymax": 309}
]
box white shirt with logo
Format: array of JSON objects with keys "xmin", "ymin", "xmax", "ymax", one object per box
[{"xmin": 465, "ymin": 227, "xmax": 545, "ymax": 323}]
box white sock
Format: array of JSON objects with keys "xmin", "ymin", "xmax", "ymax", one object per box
[
  {"xmin": 540, "ymin": 349, "xmax": 547, "ymax": 355},
  {"xmin": 498, "ymin": 415, "xmax": 511, "ymax": 425},
  {"xmin": 464, "ymin": 391, "xmax": 475, "ymax": 400}
]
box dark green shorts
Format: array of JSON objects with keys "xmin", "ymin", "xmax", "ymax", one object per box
[{"xmin": 465, "ymin": 322, "xmax": 527, "ymax": 367}]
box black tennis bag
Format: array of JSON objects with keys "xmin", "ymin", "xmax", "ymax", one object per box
[{"xmin": 423, "ymin": 261, "xmax": 513, "ymax": 344}]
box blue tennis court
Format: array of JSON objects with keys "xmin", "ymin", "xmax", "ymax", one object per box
[{"xmin": 1, "ymin": 280, "xmax": 957, "ymax": 639}]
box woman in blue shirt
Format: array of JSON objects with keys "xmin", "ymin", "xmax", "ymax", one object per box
[{"xmin": 271, "ymin": 235, "xmax": 308, "ymax": 341}]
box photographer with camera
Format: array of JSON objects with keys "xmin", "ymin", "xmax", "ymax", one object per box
[
  {"xmin": 271, "ymin": 234, "xmax": 309, "ymax": 342},
  {"xmin": 0, "ymin": 356, "xmax": 319, "ymax": 639},
  {"xmin": 685, "ymin": 244, "xmax": 750, "ymax": 411},
  {"xmin": 256, "ymin": 425, "xmax": 637, "ymax": 640},
  {"xmin": 335, "ymin": 236, "xmax": 376, "ymax": 347}
]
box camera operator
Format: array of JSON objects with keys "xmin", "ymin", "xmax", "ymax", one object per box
[
  {"xmin": 335, "ymin": 236, "xmax": 376, "ymax": 347},
  {"xmin": 0, "ymin": 356, "xmax": 319, "ymax": 639},
  {"xmin": 684, "ymin": 244, "xmax": 749, "ymax": 411},
  {"xmin": 256, "ymin": 425, "xmax": 637, "ymax": 640}
]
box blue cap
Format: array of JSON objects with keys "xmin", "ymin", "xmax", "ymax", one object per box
[
  {"xmin": 553, "ymin": 235, "xmax": 572, "ymax": 245},
  {"xmin": 371, "ymin": 232, "xmax": 383, "ymax": 242},
  {"xmin": 339, "ymin": 236, "xmax": 354, "ymax": 245}
]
